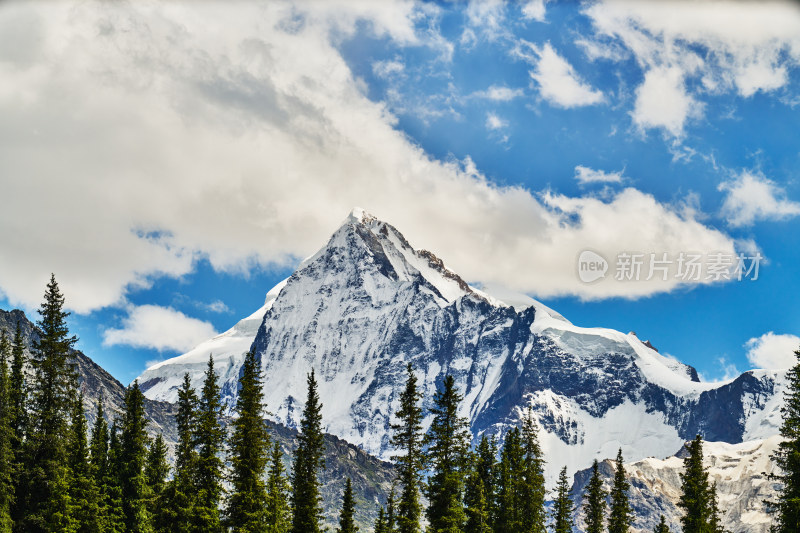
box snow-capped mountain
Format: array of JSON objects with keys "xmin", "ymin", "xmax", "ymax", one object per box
[{"xmin": 136, "ymin": 208, "xmax": 786, "ymax": 483}]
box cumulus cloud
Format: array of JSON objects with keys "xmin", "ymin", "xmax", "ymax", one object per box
[
  {"xmin": 521, "ymin": 0, "xmax": 547, "ymax": 22},
  {"xmin": 0, "ymin": 1, "xmax": 742, "ymax": 313},
  {"xmin": 719, "ymin": 171, "xmax": 800, "ymax": 227},
  {"xmin": 528, "ymin": 43, "xmax": 605, "ymax": 108},
  {"xmin": 485, "ymin": 113, "xmax": 507, "ymax": 130},
  {"xmin": 746, "ymin": 332, "xmax": 800, "ymax": 369},
  {"xmin": 574, "ymin": 165, "xmax": 624, "ymax": 185},
  {"xmin": 584, "ymin": 1, "xmax": 800, "ymax": 135},
  {"xmin": 103, "ymin": 305, "xmax": 218, "ymax": 353}
]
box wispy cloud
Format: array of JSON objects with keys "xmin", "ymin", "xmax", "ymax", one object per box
[
  {"xmin": 485, "ymin": 112, "xmax": 508, "ymax": 130},
  {"xmin": 574, "ymin": 165, "xmax": 624, "ymax": 185},
  {"xmin": 527, "ymin": 42, "xmax": 605, "ymax": 108},
  {"xmin": 103, "ymin": 305, "xmax": 218, "ymax": 353},
  {"xmin": 471, "ymin": 85, "xmax": 524, "ymax": 102}
]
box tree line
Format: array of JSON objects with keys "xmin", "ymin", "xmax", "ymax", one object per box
[{"xmin": 1, "ymin": 275, "xmax": 800, "ymax": 533}]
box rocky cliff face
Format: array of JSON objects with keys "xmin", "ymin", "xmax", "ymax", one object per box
[
  {"xmin": 137, "ymin": 209, "xmax": 785, "ymax": 485},
  {"xmin": 570, "ymin": 436, "xmax": 781, "ymax": 533}
]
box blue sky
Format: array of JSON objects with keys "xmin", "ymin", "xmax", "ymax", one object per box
[{"xmin": 1, "ymin": 1, "xmax": 800, "ymax": 384}]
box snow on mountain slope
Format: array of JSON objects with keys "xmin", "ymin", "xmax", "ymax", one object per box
[
  {"xmin": 137, "ymin": 208, "xmax": 787, "ymax": 484},
  {"xmin": 571, "ymin": 436, "xmax": 782, "ymax": 533}
]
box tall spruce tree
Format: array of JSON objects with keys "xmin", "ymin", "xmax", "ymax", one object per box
[
  {"xmin": 0, "ymin": 333, "xmax": 13, "ymax": 532},
  {"xmin": 708, "ymin": 483, "xmax": 726, "ymax": 533},
  {"xmin": 773, "ymin": 346, "xmax": 800, "ymax": 532},
  {"xmin": 119, "ymin": 381, "xmax": 152, "ymax": 533},
  {"xmin": 521, "ymin": 409, "xmax": 546, "ymax": 533},
  {"xmin": 195, "ymin": 357, "xmax": 225, "ymax": 532},
  {"xmin": 653, "ymin": 515, "xmax": 670, "ymax": 533},
  {"xmin": 290, "ymin": 370, "xmax": 325, "ymax": 533},
  {"xmin": 464, "ymin": 453, "xmax": 491, "ymax": 533},
  {"xmin": 225, "ymin": 350, "xmax": 270, "ymax": 532},
  {"xmin": 551, "ymin": 466, "xmax": 573, "ymax": 533},
  {"xmin": 68, "ymin": 392, "xmax": 102, "ymax": 533},
  {"xmin": 424, "ymin": 375, "xmax": 471, "ymax": 533},
  {"xmin": 167, "ymin": 372, "xmax": 198, "ymax": 532},
  {"xmin": 9, "ymin": 322, "xmax": 26, "ymax": 451},
  {"xmin": 106, "ymin": 421, "xmax": 126, "ymax": 533},
  {"xmin": 20, "ymin": 275, "xmax": 78, "ymax": 533},
  {"xmin": 374, "ymin": 507, "xmax": 387, "ymax": 533},
  {"xmin": 144, "ymin": 434, "xmax": 169, "ymax": 533},
  {"xmin": 336, "ymin": 477, "xmax": 358, "ymax": 533},
  {"xmin": 678, "ymin": 435, "xmax": 712, "ymax": 533},
  {"xmin": 608, "ymin": 448, "xmax": 632, "ymax": 533},
  {"xmin": 390, "ymin": 364, "xmax": 424, "ymax": 533},
  {"xmin": 265, "ymin": 442, "xmax": 291, "ymax": 533},
  {"xmin": 474, "ymin": 435, "xmax": 497, "ymax": 529},
  {"xmin": 385, "ymin": 487, "xmax": 397, "ymax": 533},
  {"xmin": 495, "ymin": 427, "xmax": 524, "ymax": 533},
  {"xmin": 582, "ymin": 460, "xmax": 606, "ymax": 533}
]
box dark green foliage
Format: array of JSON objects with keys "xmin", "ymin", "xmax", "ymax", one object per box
[
  {"xmin": 708, "ymin": 483, "xmax": 726, "ymax": 533},
  {"xmin": 386, "ymin": 488, "xmax": 396, "ymax": 533},
  {"xmin": 391, "ymin": 364, "xmax": 424, "ymax": 533},
  {"xmin": 225, "ymin": 350, "xmax": 270, "ymax": 532},
  {"xmin": 291, "ymin": 370, "xmax": 326, "ymax": 533},
  {"xmin": 374, "ymin": 507, "xmax": 386, "ymax": 533},
  {"xmin": 119, "ymin": 381, "xmax": 152, "ymax": 532},
  {"xmin": 653, "ymin": 515, "xmax": 670, "ymax": 533},
  {"xmin": 162, "ymin": 373, "xmax": 197, "ymax": 532},
  {"xmin": 194, "ymin": 357, "xmax": 225, "ymax": 532},
  {"xmin": 474, "ymin": 435, "xmax": 497, "ymax": 529},
  {"xmin": 464, "ymin": 453, "xmax": 491, "ymax": 533},
  {"xmin": 678, "ymin": 435, "xmax": 712, "ymax": 533},
  {"xmin": 337, "ymin": 477, "xmax": 358, "ymax": 533},
  {"xmin": 582, "ymin": 460, "xmax": 606, "ymax": 533},
  {"xmin": 19, "ymin": 275, "xmax": 78, "ymax": 532},
  {"xmin": 521, "ymin": 410, "xmax": 546, "ymax": 533},
  {"xmin": 424, "ymin": 375, "xmax": 470, "ymax": 533},
  {"xmin": 495, "ymin": 427, "xmax": 523, "ymax": 533},
  {"xmin": 773, "ymin": 347, "xmax": 800, "ymax": 532},
  {"xmin": 551, "ymin": 466, "xmax": 573, "ymax": 533},
  {"xmin": 105, "ymin": 421, "xmax": 126, "ymax": 533},
  {"xmin": 0, "ymin": 333, "xmax": 13, "ymax": 532},
  {"xmin": 8, "ymin": 322, "xmax": 26, "ymax": 452},
  {"xmin": 144, "ymin": 434, "xmax": 169, "ymax": 532},
  {"xmin": 89, "ymin": 399, "xmax": 122, "ymax": 533},
  {"xmin": 608, "ymin": 448, "xmax": 632, "ymax": 533},
  {"xmin": 265, "ymin": 442, "xmax": 291, "ymax": 533},
  {"xmin": 68, "ymin": 392, "xmax": 102, "ymax": 533}
]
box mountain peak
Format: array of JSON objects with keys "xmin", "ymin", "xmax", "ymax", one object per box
[{"xmin": 344, "ymin": 206, "xmax": 377, "ymax": 226}]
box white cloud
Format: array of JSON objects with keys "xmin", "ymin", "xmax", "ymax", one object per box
[
  {"xmin": 719, "ymin": 171, "xmax": 800, "ymax": 227},
  {"xmin": 584, "ymin": 1, "xmax": 800, "ymax": 135},
  {"xmin": 0, "ymin": 2, "xmax": 742, "ymax": 312},
  {"xmin": 472, "ymin": 85, "xmax": 524, "ymax": 101},
  {"xmin": 372, "ymin": 59, "xmax": 405, "ymax": 79},
  {"xmin": 485, "ymin": 112, "xmax": 507, "ymax": 130},
  {"xmin": 463, "ymin": 0, "xmax": 508, "ymax": 43},
  {"xmin": 746, "ymin": 332, "xmax": 800, "ymax": 369},
  {"xmin": 529, "ymin": 43, "xmax": 605, "ymax": 108},
  {"xmin": 574, "ymin": 165, "xmax": 624, "ymax": 185},
  {"xmin": 205, "ymin": 300, "xmax": 230, "ymax": 314},
  {"xmin": 632, "ymin": 67, "xmax": 703, "ymax": 137},
  {"xmin": 521, "ymin": 0, "xmax": 547, "ymax": 22},
  {"xmin": 103, "ymin": 305, "xmax": 218, "ymax": 353}
]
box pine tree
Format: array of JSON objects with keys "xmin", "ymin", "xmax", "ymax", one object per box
[
  {"xmin": 773, "ymin": 346, "xmax": 800, "ymax": 532},
  {"xmin": 0, "ymin": 333, "xmax": 14, "ymax": 532},
  {"xmin": 106, "ymin": 421, "xmax": 126, "ymax": 533},
  {"xmin": 68, "ymin": 392, "xmax": 102, "ymax": 533},
  {"xmin": 653, "ymin": 515, "xmax": 670, "ymax": 533},
  {"xmin": 144, "ymin": 434, "xmax": 169, "ymax": 533},
  {"xmin": 265, "ymin": 442, "xmax": 291, "ymax": 533},
  {"xmin": 521, "ymin": 409, "xmax": 546, "ymax": 533},
  {"xmin": 424, "ymin": 375, "xmax": 471, "ymax": 533},
  {"xmin": 195, "ymin": 357, "xmax": 225, "ymax": 532},
  {"xmin": 290, "ymin": 370, "xmax": 325, "ymax": 533},
  {"xmin": 19, "ymin": 275, "xmax": 78, "ymax": 533},
  {"xmin": 119, "ymin": 381, "xmax": 152, "ymax": 533},
  {"xmin": 474, "ymin": 435, "xmax": 497, "ymax": 529},
  {"xmin": 464, "ymin": 453, "xmax": 491, "ymax": 533},
  {"xmin": 678, "ymin": 435, "xmax": 712, "ymax": 533},
  {"xmin": 391, "ymin": 364, "xmax": 424, "ymax": 533},
  {"xmin": 386, "ymin": 488, "xmax": 396, "ymax": 533},
  {"xmin": 551, "ymin": 466, "xmax": 573, "ymax": 533},
  {"xmin": 337, "ymin": 477, "xmax": 358, "ymax": 533},
  {"xmin": 608, "ymin": 448, "xmax": 632, "ymax": 533},
  {"xmin": 495, "ymin": 427, "xmax": 524, "ymax": 533},
  {"xmin": 374, "ymin": 507, "xmax": 387, "ymax": 533},
  {"xmin": 708, "ymin": 483, "xmax": 726, "ymax": 533},
  {"xmin": 582, "ymin": 460, "xmax": 606, "ymax": 533},
  {"xmin": 9, "ymin": 321, "xmax": 26, "ymax": 451},
  {"xmin": 225, "ymin": 350, "xmax": 270, "ymax": 532}
]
